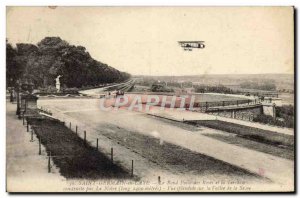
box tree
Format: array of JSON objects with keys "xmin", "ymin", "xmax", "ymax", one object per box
[
  {"xmin": 6, "ymin": 40, "xmax": 19, "ymax": 87},
  {"xmin": 240, "ymin": 81, "xmax": 276, "ymax": 91},
  {"xmin": 6, "ymin": 37, "xmax": 131, "ymax": 89}
]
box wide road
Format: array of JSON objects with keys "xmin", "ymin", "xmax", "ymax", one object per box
[{"xmin": 38, "ymin": 98, "xmax": 294, "ymax": 191}]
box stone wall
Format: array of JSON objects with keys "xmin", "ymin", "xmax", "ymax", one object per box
[{"xmin": 208, "ymin": 106, "xmax": 263, "ymax": 121}]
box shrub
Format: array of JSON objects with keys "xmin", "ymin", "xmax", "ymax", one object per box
[
  {"xmin": 276, "ymin": 105, "xmax": 294, "ymax": 117},
  {"xmin": 194, "ymin": 84, "xmax": 233, "ymax": 94},
  {"xmin": 151, "ymin": 84, "xmax": 174, "ymax": 92},
  {"xmin": 253, "ymin": 114, "xmax": 294, "ymax": 128}
]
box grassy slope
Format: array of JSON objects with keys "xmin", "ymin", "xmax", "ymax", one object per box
[
  {"xmin": 185, "ymin": 120, "xmax": 294, "ymax": 148},
  {"xmin": 28, "ymin": 118, "xmax": 131, "ymax": 179},
  {"xmin": 99, "ymin": 124, "xmax": 262, "ymax": 180}
]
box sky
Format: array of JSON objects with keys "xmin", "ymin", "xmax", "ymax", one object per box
[{"xmin": 6, "ymin": 7, "xmax": 294, "ymax": 76}]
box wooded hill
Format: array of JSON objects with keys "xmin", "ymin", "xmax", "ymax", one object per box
[{"xmin": 6, "ymin": 37, "xmax": 130, "ymax": 88}]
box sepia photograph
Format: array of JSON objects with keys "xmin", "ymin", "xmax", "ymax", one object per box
[{"xmin": 5, "ymin": 6, "xmax": 295, "ymax": 193}]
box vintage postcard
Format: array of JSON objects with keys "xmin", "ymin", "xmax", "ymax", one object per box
[{"xmin": 6, "ymin": 6, "xmax": 294, "ymax": 192}]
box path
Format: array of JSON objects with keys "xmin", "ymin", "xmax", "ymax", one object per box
[{"xmin": 6, "ymin": 101, "xmax": 65, "ymax": 192}]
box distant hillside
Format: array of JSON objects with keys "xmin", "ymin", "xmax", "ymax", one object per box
[
  {"xmin": 134, "ymin": 73, "xmax": 294, "ymax": 91},
  {"xmin": 6, "ymin": 37, "xmax": 130, "ymax": 88}
]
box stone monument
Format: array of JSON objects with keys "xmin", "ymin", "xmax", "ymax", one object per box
[{"xmin": 55, "ymin": 75, "xmax": 62, "ymax": 93}]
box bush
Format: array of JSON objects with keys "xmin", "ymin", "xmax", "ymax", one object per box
[
  {"xmin": 253, "ymin": 114, "xmax": 294, "ymax": 128},
  {"xmin": 151, "ymin": 84, "xmax": 174, "ymax": 92},
  {"xmin": 61, "ymin": 87, "xmax": 79, "ymax": 94},
  {"xmin": 37, "ymin": 86, "xmax": 79, "ymax": 94},
  {"xmin": 194, "ymin": 84, "xmax": 233, "ymax": 94},
  {"xmin": 38, "ymin": 86, "xmax": 57, "ymax": 93},
  {"xmin": 276, "ymin": 105, "xmax": 294, "ymax": 117},
  {"xmin": 240, "ymin": 81, "xmax": 276, "ymax": 91}
]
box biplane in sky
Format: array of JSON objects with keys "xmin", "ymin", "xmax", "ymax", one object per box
[{"xmin": 178, "ymin": 41, "xmax": 205, "ymax": 51}]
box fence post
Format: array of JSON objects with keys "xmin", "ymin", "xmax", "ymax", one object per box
[
  {"xmin": 236, "ymin": 100, "xmax": 239, "ymax": 106},
  {"xmin": 39, "ymin": 137, "xmax": 41, "ymax": 155},
  {"xmin": 27, "ymin": 123, "xmax": 29, "ymax": 132},
  {"xmin": 205, "ymin": 102, "xmax": 208, "ymax": 111},
  {"xmin": 96, "ymin": 138, "xmax": 98, "ymax": 150},
  {"xmin": 222, "ymin": 101, "xmax": 225, "ymax": 107},
  {"xmin": 48, "ymin": 152, "xmax": 51, "ymax": 173},
  {"xmin": 31, "ymin": 129, "xmax": 33, "ymax": 142},
  {"xmin": 131, "ymin": 160, "xmax": 134, "ymax": 177},
  {"xmin": 231, "ymin": 111, "xmax": 236, "ymax": 119},
  {"xmin": 22, "ymin": 113, "xmax": 25, "ymax": 125}
]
